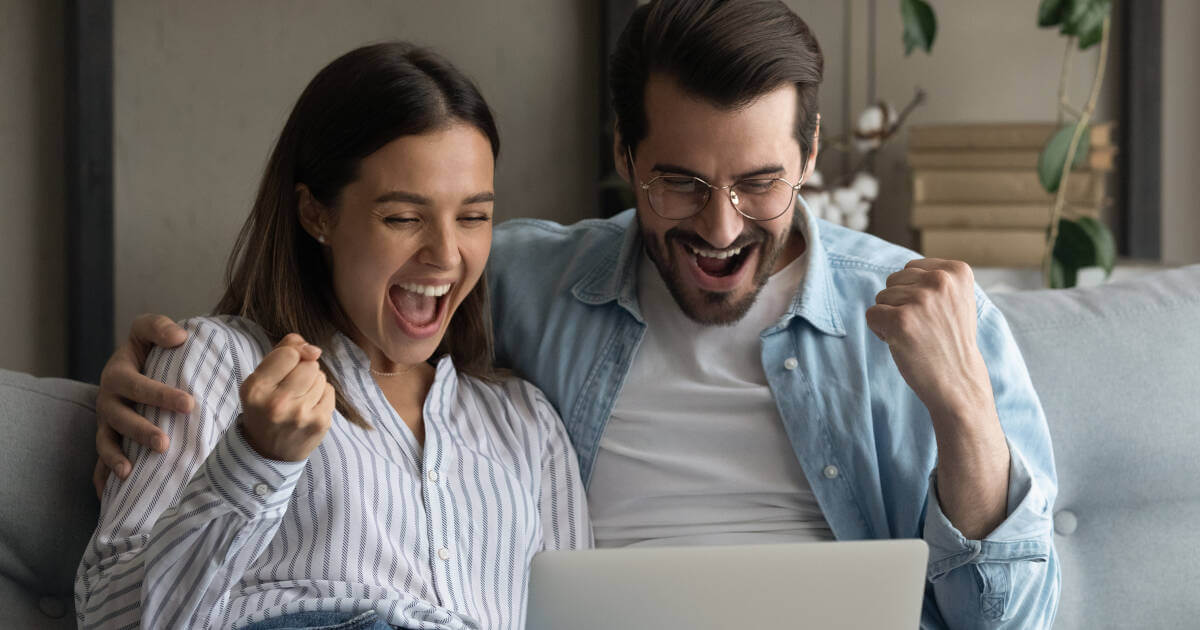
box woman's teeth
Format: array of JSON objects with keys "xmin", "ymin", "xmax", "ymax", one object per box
[
  {"xmin": 685, "ymin": 244, "xmax": 744, "ymax": 260},
  {"xmin": 398, "ymin": 282, "xmax": 452, "ymax": 297}
]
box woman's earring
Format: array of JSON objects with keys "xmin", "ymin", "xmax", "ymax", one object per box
[{"xmin": 317, "ymin": 235, "xmax": 326, "ymax": 244}]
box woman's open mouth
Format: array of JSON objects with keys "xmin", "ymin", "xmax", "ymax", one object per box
[
  {"xmin": 388, "ymin": 281, "xmax": 454, "ymax": 340},
  {"xmin": 680, "ymin": 241, "xmax": 758, "ymax": 293}
]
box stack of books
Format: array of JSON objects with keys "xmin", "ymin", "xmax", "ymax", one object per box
[{"xmin": 908, "ymin": 122, "xmax": 1115, "ymax": 267}]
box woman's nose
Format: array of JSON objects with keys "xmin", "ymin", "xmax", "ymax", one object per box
[{"xmin": 419, "ymin": 223, "xmax": 462, "ymax": 269}]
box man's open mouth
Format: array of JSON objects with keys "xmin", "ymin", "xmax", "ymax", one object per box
[
  {"xmin": 388, "ymin": 282, "xmax": 453, "ymax": 337},
  {"xmin": 684, "ymin": 242, "xmax": 756, "ymax": 278}
]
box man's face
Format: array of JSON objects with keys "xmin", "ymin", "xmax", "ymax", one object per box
[{"xmin": 622, "ymin": 76, "xmax": 814, "ymax": 326}]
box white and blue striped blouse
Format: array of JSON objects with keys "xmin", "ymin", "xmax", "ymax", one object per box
[{"xmin": 75, "ymin": 315, "xmax": 591, "ymax": 629}]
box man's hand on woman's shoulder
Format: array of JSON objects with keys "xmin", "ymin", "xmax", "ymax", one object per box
[
  {"xmin": 92, "ymin": 316, "xmax": 332, "ymax": 497},
  {"xmin": 94, "ymin": 314, "xmax": 191, "ymax": 497}
]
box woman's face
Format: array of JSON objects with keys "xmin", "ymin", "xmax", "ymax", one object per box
[{"xmin": 312, "ymin": 123, "xmax": 495, "ymax": 372}]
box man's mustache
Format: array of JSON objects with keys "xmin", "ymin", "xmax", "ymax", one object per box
[{"xmin": 664, "ymin": 225, "xmax": 770, "ymax": 252}]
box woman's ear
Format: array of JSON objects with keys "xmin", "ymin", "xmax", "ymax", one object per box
[{"xmin": 296, "ymin": 184, "xmax": 328, "ymax": 244}]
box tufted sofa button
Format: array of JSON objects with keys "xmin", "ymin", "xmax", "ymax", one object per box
[
  {"xmin": 38, "ymin": 595, "xmax": 67, "ymax": 619},
  {"xmin": 1054, "ymin": 509, "xmax": 1078, "ymax": 536}
]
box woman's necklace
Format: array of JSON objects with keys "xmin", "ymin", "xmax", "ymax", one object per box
[{"xmin": 369, "ymin": 367, "xmax": 404, "ymax": 377}]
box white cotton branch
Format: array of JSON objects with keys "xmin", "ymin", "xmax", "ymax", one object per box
[
  {"xmin": 850, "ymin": 172, "xmax": 879, "ymax": 201},
  {"xmin": 854, "ymin": 102, "xmax": 898, "ymax": 153},
  {"xmin": 831, "ymin": 187, "xmax": 862, "ymax": 213}
]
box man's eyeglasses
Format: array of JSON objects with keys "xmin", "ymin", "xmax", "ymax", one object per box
[{"xmin": 627, "ymin": 148, "xmax": 803, "ymax": 222}]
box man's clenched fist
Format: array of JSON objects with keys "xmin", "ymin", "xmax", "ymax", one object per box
[
  {"xmin": 239, "ymin": 334, "xmax": 336, "ymax": 462},
  {"xmin": 865, "ymin": 258, "xmax": 995, "ymax": 423}
]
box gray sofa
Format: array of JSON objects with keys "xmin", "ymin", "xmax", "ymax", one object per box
[{"xmin": 2, "ymin": 264, "xmax": 1198, "ymax": 629}]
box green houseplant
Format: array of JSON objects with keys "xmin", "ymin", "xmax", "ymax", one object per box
[
  {"xmin": 1036, "ymin": 0, "xmax": 1117, "ymax": 288},
  {"xmin": 901, "ymin": 0, "xmax": 1118, "ymax": 289}
]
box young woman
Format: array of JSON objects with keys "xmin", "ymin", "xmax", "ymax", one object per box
[{"xmin": 75, "ymin": 43, "xmax": 590, "ymax": 630}]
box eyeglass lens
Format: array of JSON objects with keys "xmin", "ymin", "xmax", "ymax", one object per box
[{"xmin": 646, "ymin": 176, "xmax": 795, "ymax": 220}]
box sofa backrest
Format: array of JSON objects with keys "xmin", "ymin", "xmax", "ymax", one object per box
[
  {"xmin": 0, "ymin": 369, "xmax": 99, "ymax": 628},
  {"xmin": 1, "ymin": 266, "xmax": 1196, "ymax": 629},
  {"xmin": 991, "ymin": 264, "xmax": 1200, "ymax": 629}
]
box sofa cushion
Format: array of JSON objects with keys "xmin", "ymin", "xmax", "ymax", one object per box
[
  {"xmin": 991, "ymin": 264, "xmax": 1200, "ymax": 630},
  {"xmin": 0, "ymin": 369, "xmax": 99, "ymax": 628}
]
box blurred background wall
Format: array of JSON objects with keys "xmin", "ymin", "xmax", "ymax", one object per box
[
  {"xmin": 2, "ymin": 0, "xmax": 1198, "ymax": 377},
  {"xmin": 0, "ymin": 0, "xmax": 65, "ymax": 376},
  {"xmin": 112, "ymin": 0, "xmax": 600, "ymax": 345}
]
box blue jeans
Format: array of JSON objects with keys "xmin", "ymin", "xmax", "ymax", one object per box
[{"xmin": 242, "ymin": 610, "xmax": 394, "ymax": 630}]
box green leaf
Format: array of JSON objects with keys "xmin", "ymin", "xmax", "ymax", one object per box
[
  {"xmin": 1064, "ymin": 0, "xmax": 1110, "ymax": 49},
  {"xmin": 1038, "ymin": 0, "xmax": 1067, "ymax": 28},
  {"xmin": 1050, "ymin": 257, "xmax": 1071, "ymax": 289},
  {"xmin": 1052, "ymin": 219, "xmax": 1090, "ymax": 288},
  {"xmin": 1075, "ymin": 216, "xmax": 1116, "ymax": 275},
  {"xmin": 901, "ymin": 0, "xmax": 938, "ymax": 56},
  {"xmin": 1052, "ymin": 216, "xmax": 1116, "ymax": 288},
  {"xmin": 1037, "ymin": 123, "xmax": 1091, "ymax": 193}
]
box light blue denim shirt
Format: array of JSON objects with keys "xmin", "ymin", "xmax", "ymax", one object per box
[{"xmin": 487, "ymin": 206, "xmax": 1059, "ymax": 629}]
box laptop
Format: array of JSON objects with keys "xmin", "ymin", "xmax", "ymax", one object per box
[{"xmin": 525, "ymin": 540, "xmax": 928, "ymax": 630}]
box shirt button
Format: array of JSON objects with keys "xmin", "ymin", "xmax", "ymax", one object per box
[
  {"xmin": 822, "ymin": 465, "xmax": 839, "ymax": 479},
  {"xmin": 427, "ymin": 470, "xmax": 440, "ymax": 483},
  {"xmin": 253, "ymin": 483, "xmax": 270, "ymax": 497},
  {"xmin": 437, "ymin": 547, "xmax": 452, "ymax": 561},
  {"xmin": 783, "ymin": 357, "xmax": 799, "ymax": 370}
]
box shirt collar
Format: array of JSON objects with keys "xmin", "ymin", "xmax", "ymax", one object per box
[{"xmin": 571, "ymin": 200, "xmax": 845, "ymax": 336}]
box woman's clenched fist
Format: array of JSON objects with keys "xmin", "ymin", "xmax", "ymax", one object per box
[{"xmin": 238, "ymin": 333, "xmax": 336, "ymax": 461}]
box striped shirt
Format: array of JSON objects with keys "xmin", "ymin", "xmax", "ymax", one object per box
[{"xmin": 75, "ymin": 315, "xmax": 591, "ymax": 629}]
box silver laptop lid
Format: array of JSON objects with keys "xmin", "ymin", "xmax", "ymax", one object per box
[{"xmin": 526, "ymin": 540, "xmax": 928, "ymax": 630}]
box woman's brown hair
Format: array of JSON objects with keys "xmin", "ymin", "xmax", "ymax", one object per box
[{"xmin": 214, "ymin": 42, "xmax": 501, "ymax": 428}]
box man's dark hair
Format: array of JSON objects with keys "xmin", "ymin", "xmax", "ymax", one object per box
[{"xmin": 610, "ymin": 0, "xmax": 824, "ymax": 165}]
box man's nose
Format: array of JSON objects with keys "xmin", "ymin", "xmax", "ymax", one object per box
[{"xmin": 689, "ymin": 189, "xmax": 745, "ymax": 249}]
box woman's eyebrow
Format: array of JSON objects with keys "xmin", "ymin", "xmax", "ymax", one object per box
[
  {"xmin": 373, "ymin": 190, "xmax": 494, "ymax": 205},
  {"xmin": 374, "ymin": 190, "xmax": 430, "ymax": 205},
  {"xmin": 463, "ymin": 192, "xmax": 495, "ymax": 204}
]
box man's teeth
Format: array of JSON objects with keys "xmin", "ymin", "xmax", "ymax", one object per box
[
  {"xmin": 686, "ymin": 244, "xmax": 743, "ymax": 259},
  {"xmin": 398, "ymin": 282, "xmax": 452, "ymax": 297}
]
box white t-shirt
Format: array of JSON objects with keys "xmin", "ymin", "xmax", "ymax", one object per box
[{"xmin": 588, "ymin": 245, "xmax": 835, "ymax": 548}]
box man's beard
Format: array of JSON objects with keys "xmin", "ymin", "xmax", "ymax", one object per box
[{"xmin": 641, "ymin": 221, "xmax": 788, "ymax": 326}]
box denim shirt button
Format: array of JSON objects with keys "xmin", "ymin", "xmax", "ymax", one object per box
[
  {"xmin": 822, "ymin": 465, "xmax": 839, "ymax": 479},
  {"xmin": 783, "ymin": 357, "xmax": 799, "ymax": 370}
]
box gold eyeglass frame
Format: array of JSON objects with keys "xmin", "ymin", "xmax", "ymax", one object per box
[{"xmin": 625, "ymin": 147, "xmax": 803, "ymax": 222}]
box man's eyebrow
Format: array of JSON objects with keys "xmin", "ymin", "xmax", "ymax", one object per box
[
  {"xmin": 650, "ymin": 163, "xmax": 786, "ymax": 181},
  {"xmin": 734, "ymin": 164, "xmax": 786, "ymax": 179},
  {"xmin": 651, "ymin": 162, "xmax": 708, "ymax": 179},
  {"xmin": 374, "ymin": 190, "xmax": 431, "ymax": 205}
]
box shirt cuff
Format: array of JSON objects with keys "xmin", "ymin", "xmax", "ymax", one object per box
[
  {"xmin": 925, "ymin": 437, "xmax": 1054, "ymax": 582},
  {"xmin": 202, "ymin": 418, "xmax": 308, "ymax": 520}
]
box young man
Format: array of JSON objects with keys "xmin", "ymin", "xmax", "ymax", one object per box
[{"xmin": 94, "ymin": 1, "xmax": 1058, "ymax": 627}]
